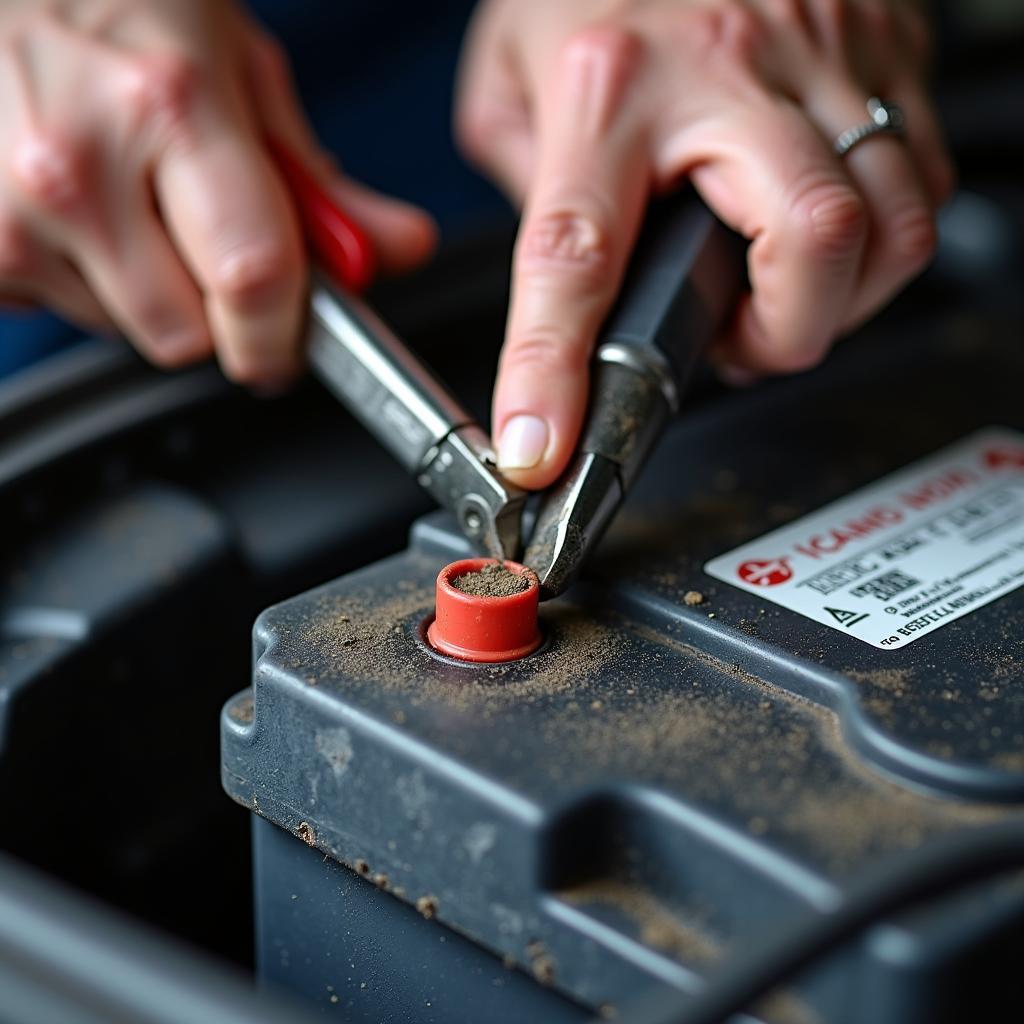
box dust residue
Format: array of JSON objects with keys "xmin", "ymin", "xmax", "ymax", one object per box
[
  {"xmin": 540, "ymin": 623, "xmax": 1014, "ymax": 872},
  {"xmin": 992, "ymin": 750, "xmax": 1024, "ymax": 773},
  {"xmin": 274, "ymin": 553, "xmax": 1021, "ymax": 876},
  {"xmin": 596, "ymin": 497, "xmax": 762, "ymax": 596},
  {"xmin": 289, "ymin": 561, "xmax": 624, "ymax": 714},
  {"xmin": 843, "ymin": 632, "xmax": 1024, "ymax": 775},
  {"xmin": 415, "ymin": 894, "xmax": 438, "ymax": 919},
  {"xmin": 847, "ymin": 668, "xmax": 916, "ymax": 728},
  {"xmin": 758, "ymin": 992, "xmax": 823, "ymax": 1024},
  {"xmin": 797, "ymin": 710, "xmax": 1011, "ymax": 864},
  {"xmin": 848, "ymin": 668, "xmax": 914, "ymax": 696},
  {"xmin": 517, "ymin": 610, "xmax": 625, "ymax": 702},
  {"xmin": 504, "ymin": 940, "xmax": 554, "ymax": 985},
  {"xmin": 779, "ymin": 789, "xmax": 925, "ymax": 854},
  {"xmin": 558, "ymin": 880, "xmax": 719, "ymax": 965},
  {"xmin": 985, "ymin": 652, "xmax": 1019, "ymax": 681},
  {"xmin": 294, "ymin": 573, "xmax": 432, "ymax": 691},
  {"xmin": 558, "ymin": 877, "xmax": 816, "ymax": 1023},
  {"xmin": 453, "ymin": 561, "xmax": 530, "ymax": 597},
  {"xmin": 227, "ymin": 694, "xmax": 254, "ymax": 724}
]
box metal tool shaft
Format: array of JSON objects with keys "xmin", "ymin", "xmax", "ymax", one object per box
[
  {"xmin": 525, "ymin": 191, "xmax": 745, "ymax": 597},
  {"xmin": 306, "ymin": 274, "xmax": 525, "ymax": 559}
]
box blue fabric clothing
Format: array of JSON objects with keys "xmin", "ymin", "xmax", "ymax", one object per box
[{"xmin": 0, "ymin": 0, "xmax": 508, "ymax": 376}]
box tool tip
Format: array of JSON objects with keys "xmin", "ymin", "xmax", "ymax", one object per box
[{"xmin": 523, "ymin": 453, "xmax": 623, "ymax": 600}]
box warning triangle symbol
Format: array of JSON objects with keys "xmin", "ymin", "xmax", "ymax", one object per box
[{"xmin": 826, "ymin": 607, "xmax": 861, "ymax": 625}]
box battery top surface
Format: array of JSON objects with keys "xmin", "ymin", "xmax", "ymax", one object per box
[{"xmin": 222, "ymin": 316, "xmax": 1024, "ymax": 1014}]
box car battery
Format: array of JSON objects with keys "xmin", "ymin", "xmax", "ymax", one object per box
[{"xmin": 221, "ymin": 312, "xmax": 1024, "ymax": 1024}]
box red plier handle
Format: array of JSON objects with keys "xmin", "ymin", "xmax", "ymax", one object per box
[{"xmin": 267, "ymin": 137, "xmax": 376, "ymax": 293}]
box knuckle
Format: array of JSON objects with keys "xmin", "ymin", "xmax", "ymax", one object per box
[
  {"xmin": 762, "ymin": 0, "xmax": 804, "ymax": 26},
  {"xmin": 816, "ymin": 0, "xmax": 850, "ymax": 38},
  {"xmin": 559, "ymin": 23, "xmax": 641, "ymax": 80},
  {"xmin": 889, "ymin": 204, "xmax": 937, "ymax": 270},
  {"xmin": 678, "ymin": 3, "xmax": 764, "ymax": 63},
  {"xmin": 121, "ymin": 53, "xmax": 201, "ymax": 136},
  {"xmin": 516, "ymin": 210, "xmax": 615, "ymax": 291},
  {"xmin": 721, "ymin": 5, "xmax": 767, "ymax": 64},
  {"xmin": 128, "ymin": 293, "xmax": 179, "ymax": 336},
  {"xmin": 673, "ymin": 7, "xmax": 726, "ymax": 53},
  {"xmin": 789, "ymin": 180, "xmax": 867, "ymax": 260},
  {"xmin": 10, "ymin": 130, "xmax": 86, "ymax": 212},
  {"xmin": 556, "ymin": 23, "xmax": 642, "ymax": 137},
  {"xmin": 211, "ymin": 243, "xmax": 299, "ymax": 309},
  {"xmin": 505, "ymin": 327, "xmax": 591, "ymax": 377},
  {"xmin": 117, "ymin": 290, "xmax": 202, "ymax": 362}
]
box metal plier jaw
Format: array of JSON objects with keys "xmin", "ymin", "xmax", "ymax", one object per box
[
  {"xmin": 271, "ymin": 140, "xmax": 526, "ymax": 562},
  {"xmin": 307, "ymin": 277, "xmax": 526, "ymax": 561},
  {"xmin": 524, "ymin": 195, "xmax": 745, "ymax": 598},
  {"xmin": 275, "ymin": 139, "xmax": 742, "ymax": 585},
  {"xmin": 417, "ymin": 425, "xmax": 526, "ymax": 561}
]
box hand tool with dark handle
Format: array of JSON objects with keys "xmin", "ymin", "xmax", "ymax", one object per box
[{"xmin": 523, "ymin": 190, "xmax": 746, "ymax": 598}]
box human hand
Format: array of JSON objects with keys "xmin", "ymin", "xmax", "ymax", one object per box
[
  {"xmin": 457, "ymin": 0, "xmax": 953, "ymax": 488},
  {"xmin": 0, "ymin": 0, "xmax": 435, "ymax": 386}
]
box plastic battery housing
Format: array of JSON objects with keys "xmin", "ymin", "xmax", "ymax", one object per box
[{"xmin": 222, "ymin": 319, "xmax": 1024, "ymax": 1023}]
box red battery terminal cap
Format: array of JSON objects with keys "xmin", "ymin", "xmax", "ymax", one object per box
[{"xmin": 427, "ymin": 558, "xmax": 542, "ymax": 663}]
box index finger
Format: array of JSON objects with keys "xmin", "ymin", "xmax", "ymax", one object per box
[
  {"xmin": 153, "ymin": 100, "xmax": 305, "ymax": 387},
  {"xmin": 494, "ymin": 26, "xmax": 651, "ymax": 490}
]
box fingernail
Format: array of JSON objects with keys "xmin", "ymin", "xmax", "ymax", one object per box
[{"xmin": 497, "ymin": 415, "xmax": 549, "ymax": 470}]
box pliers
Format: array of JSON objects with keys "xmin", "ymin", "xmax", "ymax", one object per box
[
  {"xmin": 273, "ymin": 140, "xmax": 743, "ymax": 599},
  {"xmin": 271, "ymin": 138, "xmax": 525, "ymax": 564}
]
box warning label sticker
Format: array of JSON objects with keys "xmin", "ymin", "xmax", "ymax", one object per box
[{"xmin": 703, "ymin": 427, "xmax": 1024, "ymax": 650}]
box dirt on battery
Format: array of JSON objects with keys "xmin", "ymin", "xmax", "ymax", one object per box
[
  {"xmin": 452, "ymin": 562, "xmax": 530, "ymax": 598},
  {"xmin": 290, "ymin": 554, "xmax": 1011, "ymax": 879}
]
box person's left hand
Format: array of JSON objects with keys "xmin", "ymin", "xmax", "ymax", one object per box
[{"xmin": 456, "ymin": 0, "xmax": 953, "ymax": 489}]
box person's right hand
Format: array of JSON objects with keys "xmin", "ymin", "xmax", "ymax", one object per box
[
  {"xmin": 457, "ymin": 0, "xmax": 954, "ymax": 490},
  {"xmin": 0, "ymin": 0, "xmax": 435, "ymax": 386}
]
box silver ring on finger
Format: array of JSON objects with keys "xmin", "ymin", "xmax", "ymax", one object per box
[{"xmin": 833, "ymin": 97, "xmax": 906, "ymax": 157}]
